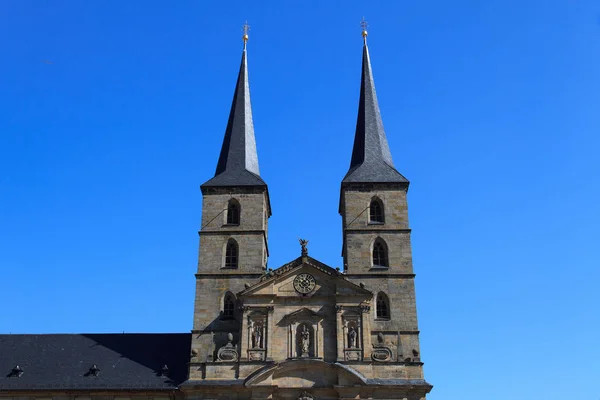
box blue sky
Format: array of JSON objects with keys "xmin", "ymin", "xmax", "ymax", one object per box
[{"xmin": 1, "ymin": 1, "xmax": 599, "ymax": 399}]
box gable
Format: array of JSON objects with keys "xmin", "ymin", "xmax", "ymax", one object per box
[{"xmin": 238, "ymin": 256, "xmax": 372, "ymax": 298}]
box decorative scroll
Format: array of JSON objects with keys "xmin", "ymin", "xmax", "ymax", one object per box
[
  {"xmin": 217, "ymin": 333, "xmax": 239, "ymax": 361},
  {"xmin": 371, "ymin": 332, "xmax": 393, "ymax": 362},
  {"xmin": 371, "ymin": 347, "xmax": 393, "ymax": 362}
]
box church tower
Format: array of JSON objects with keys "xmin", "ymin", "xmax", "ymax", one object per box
[
  {"xmin": 339, "ymin": 26, "xmax": 431, "ymax": 395},
  {"xmin": 188, "ymin": 29, "xmax": 271, "ymax": 379},
  {"xmin": 184, "ymin": 25, "xmax": 432, "ymax": 400}
]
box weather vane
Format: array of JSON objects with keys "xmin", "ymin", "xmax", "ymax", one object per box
[
  {"xmin": 360, "ymin": 17, "xmax": 368, "ymax": 43},
  {"xmin": 242, "ymin": 21, "xmax": 250, "ymax": 48}
]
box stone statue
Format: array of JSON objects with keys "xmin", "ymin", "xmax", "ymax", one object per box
[
  {"xmin": 348, "ymin": 326, "xmax": 357, "ymax": 348},
  {"xmin": 300, "ymin": 325, "xmax": 310, "ymax": 356},
  {"xmin": 298, "ymin": 238, "xmax": 309, "ymax": 256},
  {"xmin": 252, "ymin": 325, "xmax": 262, "ymax": 349}
]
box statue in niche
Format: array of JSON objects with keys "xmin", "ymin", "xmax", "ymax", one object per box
[
  {"xmin": 300, "ymin": 325, "xmax": 310, "ymax": 357},
  {"xmin": 252, "ymin": 325, "xmax": 262, "ymax": 349},
  {"xmin": 348, "ymin": 326, "xmax": 357, "ymax": 348}
]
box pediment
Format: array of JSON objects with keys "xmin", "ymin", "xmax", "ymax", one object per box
[
  {"xmin": 238, "ymin": 256, "xmax": 372, "ymax": 298},
  {"xmin": 286, "ymin": 307, "xmax": 320, "ymax": 318}
]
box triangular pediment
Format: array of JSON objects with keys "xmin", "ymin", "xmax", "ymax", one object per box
[
  {"xmin": 286, "ymin": 307, "xmax": 320, "ymax": 318},
  {"xmin": 238, "ymin": 256, "xmax": 372, "ymax": 298}
]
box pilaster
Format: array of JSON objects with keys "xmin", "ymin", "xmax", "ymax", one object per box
[
  {"xmin": 361, "ymin": 303, "xmax": 372, "ymax": 360},
  {"xmin": 336, "ymin": 305, "xmax": 344, "ymax": 361},
  {"xmin": 240, "ymin": 306, "xmax": 250, "ymax": 360},
  {"xmin": 266, "ymin": 306, "xmax": 274, "ymax": 360}
]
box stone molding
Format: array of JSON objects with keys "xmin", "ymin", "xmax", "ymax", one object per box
[{"xmin": 344, "ymin": 228, "xmax": 412, "ymax": 233}]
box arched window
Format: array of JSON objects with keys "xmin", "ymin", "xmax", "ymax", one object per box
[
  {"xmin": 223, "ymin": 293, "xmax": 235, "ymax": 318},
  {"xmin": 226, "ymin": 199, "xmax": 240, "ymax": 225},
  {"xmin": 224, "ymin": 239, "xmax": 238, "ymax": 268},
  {"xmin": 376, "ymin": 292, "xmax": 390, "ymax": 319},
  {"xmin": 369, "ymin": 198, "xmax": 384, "ymax": 224},
  {"xmin": 372, "ymin": 239, "xmax": 388, "ymax": 268}
]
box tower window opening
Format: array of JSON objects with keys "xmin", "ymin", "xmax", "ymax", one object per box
[
  {"xmin": 225, "ymin": 240, "xmax": 238, "ymax": 268},
  {"xmin": 223, "ymin": 294, "xmax": 235, "ymax": 318},
  {"xmin": 372, "ymin": 239, "xmax": 388, "ymax": 268},
  {"xmin": 226, "ymin": 200, "xmax": 240, "ymax": 225},
  {"xmin": 376, "ymin": 292, "xmax": 390, "ymax": 319},
  {"xmin": 369, "ymin": 198, "xmax": 384, "ymax": 224}
]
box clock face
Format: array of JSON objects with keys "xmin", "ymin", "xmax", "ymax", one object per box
[{"xmin": 293, "ymin": 273, "xmax": 316, "ymax": 294}]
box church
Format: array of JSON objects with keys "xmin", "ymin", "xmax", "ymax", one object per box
[{"xmin": 0, "ymin": 26, "xmax": 433, "ymax": 400}]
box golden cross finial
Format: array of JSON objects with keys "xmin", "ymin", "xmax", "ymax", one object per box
[
  {"xmin": 242, "ymin": 21, "xmax": 250, "ymax": 48},
  {"xmin": 360, "ymin": 17, "xmax": 368, "ymax": 43}
]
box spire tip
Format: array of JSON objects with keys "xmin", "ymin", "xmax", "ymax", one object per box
[
  {"xmin": 360, "ymin": 17, "xmax": 368, "ymax": 44},
  {"xmin": 242, "ymin": 21, "xmax": 250, "ymax": 48}
]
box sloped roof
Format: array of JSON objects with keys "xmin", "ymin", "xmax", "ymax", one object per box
[
  {"xmin": 342, "ymin": 41, "xmax": 409, "ymax": 185},
  {"xmin": 201, "ymin": 46, "xmax": 266, "ymax": 188},
  {"xmin": 0, "ymin": 333, "xmax": 190, "ymax": 390}
]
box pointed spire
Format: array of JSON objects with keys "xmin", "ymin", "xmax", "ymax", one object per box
[
  {"xmin": 202, "ymin": 25, "xmax": 266, "ymax": 188},
  {"xmin": 342, "ymin": 24, "xmax": 408, "ymax": 185}
]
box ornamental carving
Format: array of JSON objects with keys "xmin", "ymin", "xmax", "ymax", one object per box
[
  {"xmin": 371, "ymin": 347, "xmax": 392, "ymax": 362},
  {"xmin": 248, "ymin": 349, "xmax": 266, "ymax": 361},
  {"xmin": 344, "ymin": 349, "xmax": 361, "ymax": 361},
  {"xmin": 371, "ymin": 332, "xmax": 393, "ymax": 362},
  {"xmin": 217, "ymin": 333, "xmax": 239, "ymax": 362},
  {"xmin": 297, "ymin": 390, "xmax": 313, "ymax": 400}
]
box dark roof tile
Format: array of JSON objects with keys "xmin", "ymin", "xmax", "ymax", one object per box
[{"xmin": 0, "ymin": 333, "xmax": 190, "ymax": 390}]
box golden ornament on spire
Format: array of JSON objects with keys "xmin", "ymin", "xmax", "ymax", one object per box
[
  {"xmin": 360, "ymin": 17, "xmax": 368, "ymax": 43},
  {"xmin": 242, "ymin": 21, "xmax": 250, "ymax": 48}
]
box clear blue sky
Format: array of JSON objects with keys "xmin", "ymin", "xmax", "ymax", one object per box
[{"xmin": 1, "ymin": 1, "xmax": 599, "ymax": 399}]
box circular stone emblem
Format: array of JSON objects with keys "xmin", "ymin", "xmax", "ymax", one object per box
[{"xmin": 293, "ymin": 273, "xmax": 316, "ymax": 294}]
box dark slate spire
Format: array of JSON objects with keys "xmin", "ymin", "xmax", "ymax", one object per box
[
  {"xmin": 342, "ymin": 33, "xmax": 409, "ymax": 185},
  {"xmin": 202, "ymin": 40, "xmax": 266, "ymax": 188}
]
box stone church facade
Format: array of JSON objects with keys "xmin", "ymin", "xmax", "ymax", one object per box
[{"xmin": 0, "ymin": 31, "xmax": 432, "ymax": 400}]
